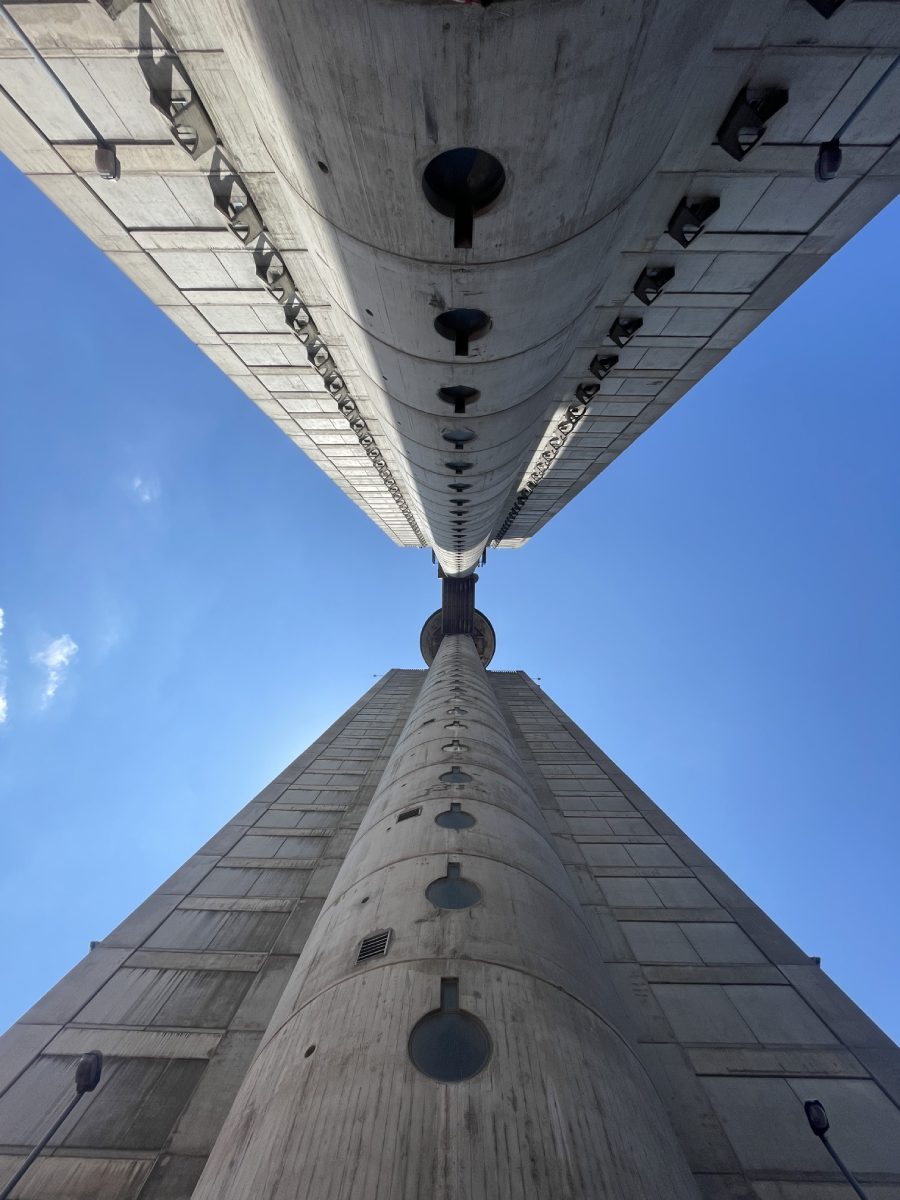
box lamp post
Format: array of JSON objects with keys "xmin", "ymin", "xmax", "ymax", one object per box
[
  {"xmin": 803, "ymin": 1098, "xmax": 870, "ymax": 1200},
  {"xmin": 0, "ymin": 1052, "xmax": 103, "ymax": 1200}
]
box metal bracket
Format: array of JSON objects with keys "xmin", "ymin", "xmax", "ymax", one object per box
[
  {"xmin": 716, "ymin": 87, "xmax": 788, "ymax": 161},
  {"xmin": 667, "ymin": 195, "xmax": 720, "ymax": 247}
]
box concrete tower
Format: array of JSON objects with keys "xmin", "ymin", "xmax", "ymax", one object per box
[
  {"xmin": 1, "ymin": 612, "xmax": 898, "ymax": 1199},
  {"xmin": 1, "ymin": 1, "xmax": 898, "ymax": 574},
  {"xmin": 1, "ymin": 1, "xmax": 899, "ymax": 1197}
]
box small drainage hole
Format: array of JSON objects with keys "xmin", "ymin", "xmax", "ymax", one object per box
[{"xmin": 304, "ymin": 1045, "xmax": 316, "ymax": 1058}]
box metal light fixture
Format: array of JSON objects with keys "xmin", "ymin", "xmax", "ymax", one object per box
[
  {"xmin": 608, "ymin": 316, "xmax": 642, "ymax": 348},
  {"xmin": 716, "ymin": 86, "xmax": 788, "ymax": 161},
  {"xmin": 590, "ymin": 354, "xmax": 618, "ymax": 380},
  {"xmin": 633, "ymin": 265, "xmax": 675, "ymax": 306},
  {"xmin": 804, "ymin": 0, "xmax": 846, "ymax": 16},
  {"xmin": 94, "ymin": 144, "xmax": 120, "ymax": 181},
  {"xmin": 667, "ymin": 195, "xmax": 719, "ymax": 247},
  {"xmin": 803, "ymin": 1099, "xmax": 870, "ymax": 1200},
  {"xmin": 815, "ymin": 139, "xmax": 842, "ymax": 181},
  {"xmin": 0, "ymin": 1053, "xmax": 103, "ymax": 1200}
]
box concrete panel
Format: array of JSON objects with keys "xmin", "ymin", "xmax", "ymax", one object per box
[
  {"xmin": 680, "ymin": 922, "xmax": 767, "ymax": 965},
  {"xmin": 628, "ymin": 844, "xmax": 684, "ymax": 867},
  {"xmin": 19, "ymin": 947, "xmax": 132, "ymax": 1025},
  {"xmin": 651, "ymin": 878, "xmax": 718, "ymax": 908},
  {"xmin": 638, "ymin": 1043, "xmax": 744, "ymax": 1174},
  {"xmin": 724, "ymin": 985, "xmax": 838, "ymax": 1046},
  {"xmin": 154, "ymin": 855, "xmax": 219, "ymax": 897},
  {"xmin": 688, "ymin": 1046, "xmax": 867, "ymax": 1079},
  {"xmin": 101, "ymin": 893, "xmax": 182, "ymax": 949},
  {"xmin": 652, "ymin": 984, "xmax": 756, "ymax": 1045},
  {"xmin": 0, "ymin": 1055, "xmax": 205, "ymax": 1151},
  {"xmin": 0, "ymin": 1153, "xmax": 152, "ymax": 1199},
  {"xmin": 135, "ymin": 1154, "xmax": 207, "ymax": 1200},
  {"xmin": 45, "ymin": 1027, "xmax": 220, "ymax": 1060},
  {"xmin": 0, "ymin": 1022, "xmax": 60, "ymax": 1095},
  {"xmin": 143, "ymin": 908, "xmax": 289, "ymax": 953},
  {"xmin": 271, "ymin": 899, "xmax": 326, "ymax": 954},
  {"xmin": 75, "ymin": 967, "xmax": 255, "ymax": 1028},
  {"xmin": 601, "ymin": 877, "xmax": 662, "ymax": 907},
  {"xmin": 782, "ymin": 964, "xmax": 898, "ymax": 1051},
  {"xmin": 229, "ymin": 955, "xmax": 298, "ymax": 1031},
  {"xmin": 704, "ymin": 1075, "xmax": 900, "ymax": 1175},
  {"xmin": 622, "ymin": 922, "xmax": 702, "ymax": 965},
  {"xmin": 752, "ymin": 1187, "xmax": 900, "ymax": 1200},
  {"xmin": 167, "ymin": 1031, "xmax": 262, "ymax": 1154}
]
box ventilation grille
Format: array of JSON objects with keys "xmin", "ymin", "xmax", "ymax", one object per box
[
  {"xmin": 397, "ymin": 806, "xmax": 421, "ymax": 822},
  {"xmin": 356, "ymin": 929, "xmax": 392, "ymax": 964}
]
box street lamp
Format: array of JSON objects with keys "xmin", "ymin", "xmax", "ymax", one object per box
[
  {"xmin": 803, "ymin": 1098, "xmax": 870, "ymax": 1200},
  {"xmin": 0, "ymin": 1052, "xmax": 103, "ymax": 1200}
]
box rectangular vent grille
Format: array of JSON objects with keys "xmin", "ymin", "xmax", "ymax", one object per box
[
  {"xmin": 357, "ymin": 929, "xmax": 392, "ymax": 964},
  {"xmin": 397, "ymin": 807, "xmax": 421, "ymax": 821}
]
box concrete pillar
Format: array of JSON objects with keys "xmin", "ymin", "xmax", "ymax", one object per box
[{"xmin": 192, "ymin": 634, "xmax": 700, "ymax": 1199}]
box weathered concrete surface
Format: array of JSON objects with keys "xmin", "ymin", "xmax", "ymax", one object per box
[
  {"xmin": 0, "ymin": 672, "xmax": 424, "ymax": 1200},
  {"xmin": 2, "ymin": 3, "xmax": 899, "ymax": 572},
  {"xmin": 492, "ymin": 670, "xmax": 900, "ymax": 1198},
  {"xmin": 192, "ymin": 635, "xmax": 700, "ymax": 1200},
  {"xmin": 0, "ymin": 663, "xmax": 898, "ymax": 1197}
]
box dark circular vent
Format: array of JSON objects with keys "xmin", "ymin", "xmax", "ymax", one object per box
[
  {"xmin": 408, "ymin": 980, "xmax": 491, "ymax": 1082},
  {"xmin": 440, "ymin": 768, "xmax": 472, "ymax": 786},
  {"xmin": 426, "ymin": 863, "xmax": 481, "ymax": 910},
  {"xmin": 436, "ymin": 803, "xmax": 476, "ymax": 829},
  {"xmin": 438, "ymin": 386, "xmax": 480, "ymax": 413},
  {"xmin": 441, "ymin": 426, "xmax": 477, "ymax": 447},
  {"xmin": 423, "ymin": 148, "xmax": 505, "ymax": 248},
  {"xmin": 434, "ymin": 310, "xmax": 491, "ymax": 357}
]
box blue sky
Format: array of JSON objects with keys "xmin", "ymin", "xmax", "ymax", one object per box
[{"xmin": 1, "ymin": 153, "xmax": 898, "ymax": 1041}]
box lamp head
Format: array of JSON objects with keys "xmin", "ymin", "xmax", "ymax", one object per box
[
  {"xmin": 804, "ymin": 1099, "xmax": 830, "ymax": 1137},
  {"xmin": 815, "ymin": 139, "xmax": 842, "ymax": 182},
  {"xmin": 75, "ymin": 1052, "xmax": 103, "ymax": 1095}
]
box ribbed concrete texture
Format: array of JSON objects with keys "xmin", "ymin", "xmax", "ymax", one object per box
[
  {"xmin": 1, "ymin": 655, "xmax": 898, "ymax": 1199},
  {"xmin": 191, "ymin": 634, "xmax": 699, "ymax": 1200}
]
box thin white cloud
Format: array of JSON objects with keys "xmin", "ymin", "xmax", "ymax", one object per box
[
  {"xmin": 98, "ymin": 618, "xmax": 125, "ymax": 658},
  {"xmin": 0, "ymin": 607, "xmax": 7, "ymax": 724},
  {"xmin": 32, "ymin": 633, "xmax": 78, "ymax": 707},
  {"xmin": 131, "ymin": 474, "xmax": 160, "ymax": 504}
]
